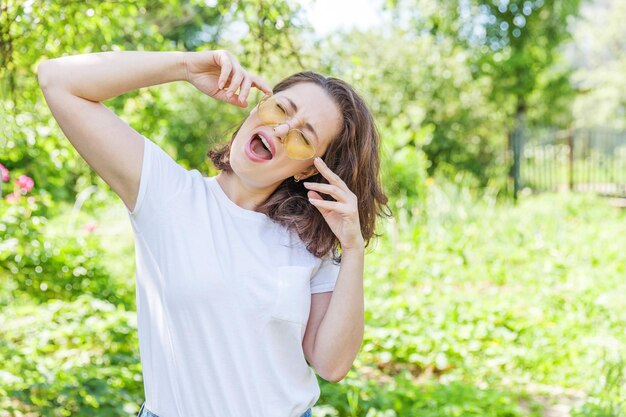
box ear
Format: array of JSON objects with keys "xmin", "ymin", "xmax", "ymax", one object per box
[{"xmin": 298, "ymin": 166, "xmax": 319, "ymax": 181}]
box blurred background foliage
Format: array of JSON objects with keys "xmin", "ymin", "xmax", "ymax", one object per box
[{"xmin": 1, "ymin": 0, "xmax": 625, "ymax": 416}]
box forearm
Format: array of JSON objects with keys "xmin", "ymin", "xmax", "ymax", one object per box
[
  {"xmin": 313, "ymin": 247, "xmax": 365, "ymax": 382},
  {"xmin": 37, "ymin": 51, "xmax": 188, "ymax": 101}
]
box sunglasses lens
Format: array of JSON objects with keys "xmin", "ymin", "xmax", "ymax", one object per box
[
  {"xmin": 285, "ymin": 131, "xmax": 315, "ymax": 160},
  {"xmin": 258, "ymin": 96, "xmax": 284, "ymax": 124}
]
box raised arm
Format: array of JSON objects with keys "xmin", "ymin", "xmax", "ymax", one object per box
[
  {"xmin": 37, "ymin": 51, "xmax": 187, "ymax": 213},
  {"xmin": 37, "ymin": 50, "xmax": 272, "ymax": 213}
]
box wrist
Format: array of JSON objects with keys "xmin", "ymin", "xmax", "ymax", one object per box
[
  {"xmin": 181, "ymin": 51, "xmax": 191, "ymax": 83},
  {"xmin": 342, "ymin": 239, "xmax": 365, "ymax": 255}
]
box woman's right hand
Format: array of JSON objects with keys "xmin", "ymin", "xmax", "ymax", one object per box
[{"xmin": 183, "ymin": 50, "xmax": 273, "ymax": 108}]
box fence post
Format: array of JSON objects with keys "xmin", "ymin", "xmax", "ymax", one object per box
[
  {"xmin": 511, "ymin": 125, "xmax": 523, "ymax": 200},
  {"xmin": 567, "ymin": 128, "xmax": 574, "ymax": 191}
]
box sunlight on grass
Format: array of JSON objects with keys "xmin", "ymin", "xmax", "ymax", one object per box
[{"xmin": 2, "ymin": 186, "xmax": 624, "ymax": 416}]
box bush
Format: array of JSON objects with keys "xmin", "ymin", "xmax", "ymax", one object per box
[
  {"xmin": 0, "ymin": 295, "xmax": 142, "ymax": 416},
  {"xmin": 5, "ymin": 232, "xmax": 133, "ymax": 307},
  {"xmin": 1, "ymin": 165, "xmax": 133, "ymax": 307}
]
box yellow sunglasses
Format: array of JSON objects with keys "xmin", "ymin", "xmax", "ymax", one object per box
[{"xmin": 256, "ymin": 94, "xmax": 317, "ymax": 160}]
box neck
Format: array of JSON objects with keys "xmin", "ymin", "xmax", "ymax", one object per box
[{"xmin": 216, "ymin": 171, "xmax": 279, "ymax": 212}]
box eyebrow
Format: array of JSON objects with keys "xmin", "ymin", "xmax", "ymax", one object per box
[{"xmin": 282, "ymin": 96, "xmax": 320, "ymax": 143}]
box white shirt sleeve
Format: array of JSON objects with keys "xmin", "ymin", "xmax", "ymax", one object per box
[
  {"xmin": 310, "ymin": 252, "xmax": 341, "ymax": 294},
  {"xmin": 127, "ymin": 135, "xmax": 192, "ymax": 221}
]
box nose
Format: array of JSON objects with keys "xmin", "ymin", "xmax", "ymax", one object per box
[{"xmin": 272, "ymin": 121, "xmax": 292, "ymax": 141}]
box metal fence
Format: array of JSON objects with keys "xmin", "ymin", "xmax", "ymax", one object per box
[{"xmin": 511, "ymin": 127, "xmax": 626, "ymax": 198}]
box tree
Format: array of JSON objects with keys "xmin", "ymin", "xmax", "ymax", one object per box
[
  {"xmin": 567, "ymin": 0, "xmax": 626, "ymax": 128},
  {"xmin": 0, "ymin": 0, "xmax": 308, "ymax": 211}
]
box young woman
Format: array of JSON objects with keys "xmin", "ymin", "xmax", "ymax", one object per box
[{"xmin": 38, "ymin": 49, "xmax": 390, "ymax": 417}]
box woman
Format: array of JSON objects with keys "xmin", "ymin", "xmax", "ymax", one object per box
[{"xmin": 38, "ymin": 49, "xmax": 390, "ymax": 417}]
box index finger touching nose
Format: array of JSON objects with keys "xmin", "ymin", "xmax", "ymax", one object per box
[{"xmin": 251, "ymin": 74, "xmax": 273, "ymax": 95}]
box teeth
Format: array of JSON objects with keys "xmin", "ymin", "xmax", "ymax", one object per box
[{"xmin": 259, "ymin": 135, "xmax": 271, "ymax": 154}]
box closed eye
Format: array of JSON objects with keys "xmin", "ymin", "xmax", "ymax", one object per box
[{"xmin": 277, "ymin": 99, "xmax": 314, "ymax": 146}]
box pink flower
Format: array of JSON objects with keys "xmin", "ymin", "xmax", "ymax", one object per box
[
  {"xmin": 5, "ymin": 191, "xmax": 20, "ymax": 203},
  {"xmin": 0, "ymin": 163, "xmax": 9, "ymax": 182},
  {"xmin": 84, "ymin": 221, "xmax": 98, "ymax": 233},
  {"xmin": 27, "ymin": 196, "xmax": 36, "ymax": 204},
  {"xmin": 15, "ymin": 175, "xmax": 34, "ymax": 193}
]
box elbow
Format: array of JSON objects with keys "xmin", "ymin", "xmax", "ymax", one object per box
[
  {"xmin": 325, "ymin": 370, "xmax": 348, "ymax": 383},
  {"xmin": 37, "ymin": 60, "xmax": 55, "ymax": 90},
  {"xmin": 319, "ymin": 365, "xmax": 350, "ymax": 383}
]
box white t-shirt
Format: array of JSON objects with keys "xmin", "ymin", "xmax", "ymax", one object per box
[{"xmin": 126, "ymin": 135, "xmax": 340, "ymax": 417}]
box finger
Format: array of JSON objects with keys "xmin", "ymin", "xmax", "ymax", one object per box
[
  {"xmin": 213, "ymin": 89, "xmax": 247, "ymax": 108},
  {"xmin": 307, "ymin": 190, "xmax": 323, "ymax": 200},
  {"xmin": 313, "ymin": 157, "xmax": 348, "ymax": 189},
  {"xmin": 218, "ymin": 55, "xmax": 233, "ymax": 90},
  {"xmin": 309, "ymin": 198, "xmax": 346, "ymax": 213},
  {"xmin": 227, "ymin": 67, "xmax": 245, "ymax": 97},
  {"xmin": 238, "ymin": 74, "xmax": 253, "ymax": 105},
  {"xmin": 222, "ymin": 90, "xmax": 248, "ymax": 108},
  {"xmin": 230, "ymin": 93, "xmax": 248, "ymax": 108},
  {"xmin": 250, "ymin": 74, "xmax": 273, "ymax": 95},
  {"xmin": 303, "ymin": 182, "xmax": 348, "ymax": 203}
]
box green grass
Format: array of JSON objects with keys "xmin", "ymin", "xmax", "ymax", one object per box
[
  {"xmin": 331, "ymin": 184, "xmax": 626, "ymax": 416},
  {"xmin": 2, "ymin": 185, "xmax": 625, "ymax": 416}
]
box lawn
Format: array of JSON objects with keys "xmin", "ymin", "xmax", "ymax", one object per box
[{"xmin": 1, "ymin": 184, "xmax": 625, "ymax": 416}]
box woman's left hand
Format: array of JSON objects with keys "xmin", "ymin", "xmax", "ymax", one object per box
[{"xmin": 303, "ymin": 158, "xmax": 365, "ymax": 253}]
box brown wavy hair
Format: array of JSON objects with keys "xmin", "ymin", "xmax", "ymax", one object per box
[{"xmin": 207, "ymin": 71, "xmax": 392, "ymax": 263}]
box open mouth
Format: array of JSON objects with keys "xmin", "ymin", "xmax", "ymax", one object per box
[{"xmin": 248, "ymin": 133, "xmax": 273, "ymax": 160}]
